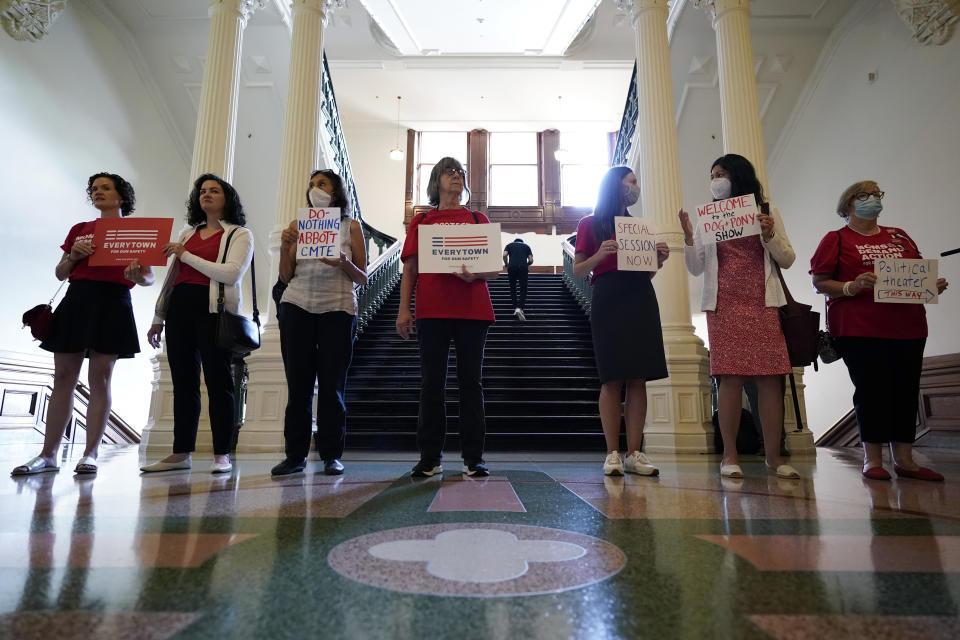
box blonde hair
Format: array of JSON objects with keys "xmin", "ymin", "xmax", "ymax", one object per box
[{"xmin": 836, "ymin": 180, "xmax": 878, "ymax": 218}]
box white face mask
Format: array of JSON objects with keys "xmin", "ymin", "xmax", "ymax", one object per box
[
  {"xmin": 623, "ymin": 183, "xmax": 641, "ymax": 206},
  {"xmin": 309, "ymin": 187, "xmax": 332, "ymax": 208},
  {"xmin": 710, "ymin": 177, "xmax": 732, "ymax": 200}
]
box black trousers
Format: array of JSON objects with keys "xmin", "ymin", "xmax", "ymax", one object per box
[
  {"xmin": 416, "ymin": 318, "xmax": 489, "ymax": 463},
  {"xmin": 833, "ymin": 336, "xmax": 926, "ymax": 444},
  {"xmin": 508, "ymin": 268, "xmax": 528, "ymax": 309},
  {"xmin": 279, "ymin": 303, "xmax": 356, "ymax": 461},
  {"xmin": 165, "ymin": 284, "xmax": 235, "ymax": 455}
]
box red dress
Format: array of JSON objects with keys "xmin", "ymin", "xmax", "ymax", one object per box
[{"xmin": 706, "ymin": 235, "xmax": 791, "ymax": 376}]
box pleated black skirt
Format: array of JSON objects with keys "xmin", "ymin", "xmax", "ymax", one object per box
[
  {"xmin": 40, "ymin": 280, "xmax": 140, "ymax": 359},
  {"xmin": 590, "ymin": 270, "xmax": 668, "ymax": 383}
]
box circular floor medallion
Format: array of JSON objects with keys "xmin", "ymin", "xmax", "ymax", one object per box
[{"xmin": 327, "ymin": 523, "xmax": 626, "ymax": 597}]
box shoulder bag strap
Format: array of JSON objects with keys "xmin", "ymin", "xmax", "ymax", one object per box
[{"xmin": 216, "ymin": 228, "xmax": 259, "ymax": 325}]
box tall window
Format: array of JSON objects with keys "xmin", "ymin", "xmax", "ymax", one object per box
[
  {"xmin": 417, "ymin": 132, "xmax": 467, "ymax": 205},
  {"xmin": 488, "ymin": 132, "xmax": 538, "ymax": 206},
  {"xmin": 559, "ymin": 132, "xmax": 611, "ymax": 207}
]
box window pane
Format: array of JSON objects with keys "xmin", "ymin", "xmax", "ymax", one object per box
[
  {"xmin": 559, "ymin": 132, "xmax": 609, "ymax": 165},
  {"xmin": 561, "ymin": 164, "xmax": 609, "ymax": 207},
  {"xmin": 419, "ymin": 132, "xmax": 467, "ymax": 164},
  {"xmin": 489, "ymin": 165, "xmax": 538, "ymax": 206},
  {"xmin": 489, "ymin": 132, "xmax": 537, "ymax": 164}
]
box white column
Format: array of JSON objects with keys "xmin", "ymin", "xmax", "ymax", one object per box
[
  {"xmin": 619, "ymin": 0, "xmax": 715, "ymax": 453},
  {"xmin": 698, "ymin": 0, "xmax": 815, "ymax": 453},
  {"xmin": 190, "ymin": 0, "xmax": 259, "ymax": 181},
  {"xmin": 239, "ymin": 0, "xmax": 335, "ymax": 453},
  {"xmin": 142, "ymin": 0, "xmax": 259, "ymax": 456}
]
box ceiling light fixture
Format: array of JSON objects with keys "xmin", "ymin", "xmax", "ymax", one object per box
[{"xmin": 389, "ymin": 95, "xmax": 404, "ymax": 161}]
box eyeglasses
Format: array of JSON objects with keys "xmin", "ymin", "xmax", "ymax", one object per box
[
  {"xmin": 854, "ymin": 191, "xmax": 884, "ymax": 201},
  {"xmin": 442, "ymin": 167, "xmax": 466, "ymax": 178}
]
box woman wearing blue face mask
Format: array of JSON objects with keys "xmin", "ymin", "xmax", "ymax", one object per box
[{"xmin": 811, "ymin": 180, "xmax": 949, "ymax": 481}]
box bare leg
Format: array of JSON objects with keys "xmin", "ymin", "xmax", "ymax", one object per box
[
  {"xmin": 82, "ymin": 351, "xmax": 118, "ymax": 460},
  {"xmin": 623, "ymin": 379, "xmax": 647, "ymax": 453},
  {"xmin": 717, "ymin": 375, "xmax": 746, "ymax": 466},
  {"xmin": 862, "ymin": 442, "xmax": 884, "ymax": 472},
  {"xmin": 756, "ymin": 375, "xmax": 786, "ymax": 468},
  {"xmin": 599, "ymin": 381, "xmax": 624, "ymax": 453},
  {"xmin": 39, "ymin": 352, "xmax": 85, "ymax": 461}
]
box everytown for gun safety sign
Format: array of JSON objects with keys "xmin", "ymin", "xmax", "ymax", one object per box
[
  {"xmin": 89, "ymin": 218, "xmax": 174, "ymax": 266},
  {"xmin": 418, "ymin": 223, "xmax": 502, "ymax": 274}
]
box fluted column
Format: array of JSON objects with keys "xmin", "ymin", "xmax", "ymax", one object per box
[
  {"xmin": 618, "ymin": 0, "xmax": 714, "ymax": 453},
  {"xmin": 189, "ymin": 0, "xmax": 259, "ymax": 181},
  {"xmin": 239, "ymin": 0, "xmax": 335, "ymax": 453},
  {"xmin": 698, "ymin": 0, "xmax": 814, "ymax": 452}
]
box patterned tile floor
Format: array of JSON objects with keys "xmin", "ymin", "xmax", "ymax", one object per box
[{"xmin": 2, "ymin": 444, "xmax": 959, "ymax": 639}]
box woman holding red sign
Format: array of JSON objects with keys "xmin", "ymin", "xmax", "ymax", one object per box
[
  {"xmin": 810, "ymin": 180, "xmax": 949, "ymax": 481},
  {"xmin": 12, "ymin": 172, "xmax": 154, "ymax": 477},
  {"xmin": 679, "ymin": 154, "xmax": 799, "ymax": 479},
  {"xmin": 271, "ymin": 170, "xmax": 367, "ymax": 477},
  {"xmin": 573, "ymin": 166, "xmax": 670, "ymax": 477},
  {"xmin": 396, "ymin": 157, "xmax": 498, "ymax": 478},
  {"xmin": 141, "ymin": 174, "xmax": 252, "ymax": 475}
]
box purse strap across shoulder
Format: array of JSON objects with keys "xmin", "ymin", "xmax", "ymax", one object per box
[{"xmin": 217, "ymin": 227, "xmax": 259, "ymax": 325}]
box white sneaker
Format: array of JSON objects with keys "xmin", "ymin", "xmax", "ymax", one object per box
[
  {"xmin": 513, "ymin": 307, "xmax": 522, "ymax": 317},
  {"xmin": 624, "ymin": 451, "xmax": 659, "ymax": 476},
  {"xmin": 517, "ymin": 309, "xmax": 526, "ymax": 321},
  {"xmin": 603, "ymin": 451, "xmax": 623, "ymax": 476}
]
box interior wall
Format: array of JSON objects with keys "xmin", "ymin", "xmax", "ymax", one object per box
[
  {"xmin": 341, "ymin": 123, "xmax": 408, "ymax": 241},
  {"xmin": 768, "ymin": 0, "xmax": 960, "ymax": 437},
  {"xmin": 0, "ymin": 4, "xmax": 189, "ymax": 432}
]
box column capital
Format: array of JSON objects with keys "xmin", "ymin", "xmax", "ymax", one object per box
[
  {"xmin": 892, "ymin": 0, "xmax": 959, "ymax": 45},
  {"xmin": 0, "ymin": 0, "xmax": 67, "ymax": 42},
  {"xmin": 208, "ymin": 0, "xmax": 265, "ymax": 25},
  {"xmin": 613, "ymin": 0, "xmax": 670, "ymax": 25},
  {"xmin": 693, "ymin": 0, "xmax": 750, "ymax": 26},
  {"xmin": 291, "ymin": 0, "xmax": 346, "ymax": 26}
]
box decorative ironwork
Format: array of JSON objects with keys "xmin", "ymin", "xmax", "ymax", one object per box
[
  {"xmin": 611, "ymin": 61, "xmax": 638, "ymax": 167},
  {"xmin": 0, "ymin": 0, "xmax": 66, "ymax": 42},
  {"xmin": 355, "ymin": 240, "xmax": 401, "ymax": 335},
  {"xmin": 561, "ymin": 235, "xmax": 592, "ymax": 316}
]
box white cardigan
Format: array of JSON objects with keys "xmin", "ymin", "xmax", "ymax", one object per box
[
  {"xmin": 683, "ymin": 204, "xmax": 795, "ymax": 311},
  {"xmin": 152, "ymin": 221, "xmax": 254, "ymax": 325}
]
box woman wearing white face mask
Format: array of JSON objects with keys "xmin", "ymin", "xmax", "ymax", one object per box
[
  {"xmin": 810, "ymin": 180, "xmax": 948, "ymax": 481},
  {"xmin": 271, "ymin": 170, "xmax": 368, "ymax": 476},
  {"xmin": 574, "ymin": 167, "xmax": 670, "ymax": 477},
  {"xmin": 678, "ymin": 154, "xmax": 799, "ymax": 479}
]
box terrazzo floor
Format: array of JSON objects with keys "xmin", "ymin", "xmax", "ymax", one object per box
[{"xmin": 2, "ymin": 444, "xmax": 960, "ymax": 639}]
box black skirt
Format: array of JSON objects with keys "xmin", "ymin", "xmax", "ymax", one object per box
[
  {"xmin": 590, "ymin": 270, "xmax": 668, "ymax": 383},
  {"xmin": 40, "ymin": 280, "xmax": 140, "ymax": 359}
]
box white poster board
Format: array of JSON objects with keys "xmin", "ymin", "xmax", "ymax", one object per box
[
  {"xmin": 296, "ymin": 207, "xmax": 341, "ymax": 259},
  {"xmin": 417, "ymin": 222, "xmax": 503, "ymax": 274},
  {"xmin": 694, "ymin": 193, "xmax": 761, "ymax": 244},
  {"xmin": 615, "ymin": 217, "xmax": 658, "ymax": 272},
  {"xmin": 874, "ymin": 258, "xmax": 938, "ymax": 304}
]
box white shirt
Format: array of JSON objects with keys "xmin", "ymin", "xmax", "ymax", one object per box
[{"xmin": 281, "ymin": 217, "xmax": 357, "ymax": 316}]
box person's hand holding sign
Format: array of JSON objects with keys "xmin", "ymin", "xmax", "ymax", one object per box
[
  {"xmin": 69, "ymin": 239, "xmax": 95, "ymax": 261},
  {"xmin": 656, "ymin": 242, "xmax": 670, "ymax": 268},
  {"xmin": 848, "ymin": 271, "xmax": 878, "ymax": 295},
  {"xmin": 454, "ymin": 265, "xmax": 500, "ymax": 283},
  {"xmin": 321, "ymin": 251, "xmax": 348, "ymax": 268},
  {"xmin": 758, "ymin": 211, "xmax": 775, "ymax": 241},
  {"xmin": 162, "ymin": 242, "xmax": 186, "ymax": 258},
  {"xmin": 937, "ymin": 278, "xmax": 949, "ymax": 295},
  {"xmin": 678, "ymin": 209, "xmax": 694, "ymax": 246},
  {"xmin": 123, "ymin": 259, "xmax": 153, "ymax": 286}
]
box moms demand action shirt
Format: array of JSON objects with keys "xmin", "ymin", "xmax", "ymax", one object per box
[
  {"xmin": 809, "ymin": 225, "xmax": 927, "ymax": 339},
  {"xmin": 401, "ymin": 208, "xmax": 495, "ymax": 322},
  {"xmin": 61, "ymin": 221, "xmax": 135, "ymax": 288}
]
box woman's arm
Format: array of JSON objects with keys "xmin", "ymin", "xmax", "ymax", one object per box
[
  {"xmin": 678, "ymin": 209, "xmax": 706, "ymax": 276},
  {"xmin": 572, "ymin": 240, "xmax": 618, "ymax": 279},
  {"xmin": 278, "ymin": 220, "xmax": 297, "ymax": 283},
  {"xmin": 179, "ymin": 226, "xmax": 253, "ymax": 285},
  {"xmin": 812, "ymin": 272, "xmax": 876, "ymax": 299},
  {"xmin": 396, "ymin": 257, "xmax": 418, "ymax": 339},
  {"xmin": 338, "ymin": 220, "xmax": 368, "ymax": 285},
  {"xmin": 762, "ymin": 205, "xmax": 796, "ymax": 269}
]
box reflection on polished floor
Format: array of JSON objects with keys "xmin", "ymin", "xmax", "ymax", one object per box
[{"xmin": 2, "ymin": 445, "xmax": 959, "ymax": 639}]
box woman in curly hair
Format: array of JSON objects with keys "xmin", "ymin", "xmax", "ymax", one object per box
[
  {"xmin": 12, "ymin": 172, "xmax": 154, "ymax": 477},
  {"xmin": 141, "ymin": 174, "xmax": 253, "ymax": 475}
]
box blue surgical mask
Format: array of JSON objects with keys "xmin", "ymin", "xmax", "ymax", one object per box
[{"xmin": 853, "ymin": 196, "xmax": 882, "ymax": 219}]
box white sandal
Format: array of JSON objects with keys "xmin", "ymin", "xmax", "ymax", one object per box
[
  {"xmin": 11, "ymin": 456, "xmax": 59, "ymax": 476},
  {"xmin": 74, "ymin": 456, "xmax": 98, "ymax": 474}
]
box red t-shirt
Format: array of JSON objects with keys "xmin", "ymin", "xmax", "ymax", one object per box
[
  {"xmin": 61, "ymin": 220, "xmax": 134, "ymax": 288},
  {"xmin": 173, "ymin": 228, "xmax": 223, "ymax": 287},
  {"xmin": 400, "ymin": 208, "xmax": 495, "ymax": 322},
  {"xmin": 575, "ymin": 215, "xmax": 618, "ymax": 283},
  {"xmin": 809, "ymin": 225, "xmax": 927, "ymax": 339}
]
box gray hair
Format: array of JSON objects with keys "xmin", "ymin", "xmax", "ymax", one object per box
[{"xmin": 426, "ymin": 156, "xmax": 470, "ymax": 207}]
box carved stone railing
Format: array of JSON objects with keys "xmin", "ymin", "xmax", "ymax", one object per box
[
  {"xmin": 611, "ymin": 61, "xmax": 638, "ymax": 167},
  {"xmin": 561, "ymin": 235, "xmax": 592, "ymax": 315}
]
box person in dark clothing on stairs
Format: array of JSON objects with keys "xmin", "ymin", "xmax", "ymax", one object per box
[
  {"xmin": 503, "ymin": 237, "xmax": 533, "ymax": 320},
  {"xmin": 396, "ymin": 157, "xmax": 499, "ymax": 478}
]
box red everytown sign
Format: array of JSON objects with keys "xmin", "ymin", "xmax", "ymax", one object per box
[{"xmin": 88, "ymin": 218, "xmax": 175, "ymax": 266}]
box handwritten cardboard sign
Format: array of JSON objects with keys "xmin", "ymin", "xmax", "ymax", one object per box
[
  {"xmin": 88, "ymin": 217, "xmax": 174, "ymax": 266},
  {"xmin": 417, "ymin": 222, "xmax": 503, "ymax": 274},
  {"xmin": 695, "ymin": 193, "xmax": 760, "ymax": 244},
  {"xmin": 296, "ymin": 207, "xmax": 341, "ymax": 260},
  {"xmin": 874, "ymin": 258, "xmax": 938, "ymax": 304},
  {"xmin": 615, "ymin": 217, "xmax": 658, "ymax": 272}
]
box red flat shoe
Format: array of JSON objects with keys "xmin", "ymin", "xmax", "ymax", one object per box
[
  {"xmin": 893, "ymin": 465, "xmax": 944, "ymax": 481},
  {"xmin": 861, "ymin": 467, "xmax": 891, "ymax": 480}
]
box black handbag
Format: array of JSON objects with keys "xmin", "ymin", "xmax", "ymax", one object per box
[
  {"xmin": 214, "ymin": 228, "xmax": 260, "ymax": 355},
  {"xmin": 775, "ymin": 264, "xmax": 820, "ymax": 369},
  {"xmin": 21, "ymin": 281, "xmax": 66, "ymax": 341},
  {"xmin": 817, "ymin": 231, "xmax": 842, "ymax": 365}
]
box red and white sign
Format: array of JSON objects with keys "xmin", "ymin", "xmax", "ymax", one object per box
[
  {"xmin": 694, "ymin": 194, "xmax": 761, "ymax": 245},
  {"xmin": 89, "ymin": 218, "xmax": 174, "ymax": 266}
]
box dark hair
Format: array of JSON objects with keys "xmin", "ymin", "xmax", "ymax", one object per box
[
  {"xmin": 426, "ymin": 156, "xmax": 471, "ymax": 207},
  {"xmin": 710, "ymin": 154, "xmax": 765, "ymax": 205},
  {"xmin": 87, "ymin": 172, "xmax": 135, "ymax": 216},
  {"xmin": 592, "ymin": 166, "xmax": 634, "ymax": 246},
  {"xmin": 308, "ymin": 169, "xmax": 351, "ymax": 217},
  {"xmin": 186, "ymin": 173, "xmax": 246, "ymax": 226}
]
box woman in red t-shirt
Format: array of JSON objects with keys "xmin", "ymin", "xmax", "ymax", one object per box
[
  {"xmin": 573, "ymin": 166, "xmax": 670, "ymax": 477},
  {"xmin": 396, "ymin": 157, "xmax": 498, "ymax": 478},
  {"xmin": 12, "ymin": 173, "xmax": 154, "ymax": 477},
  {"xmin": 811, "ymin": 180, "xmax": 949, "ymax": 481}
]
